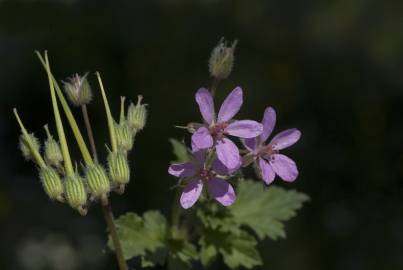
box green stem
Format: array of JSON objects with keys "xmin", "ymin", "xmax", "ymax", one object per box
[
  {"xmin": 102, "ymin": 199, "xmax": 129, "ymax": 270},
  {"xmin": 36, "ymin": 52, "xmax": 94, "ymax": 166},
  {"xmin": 96, "ymin": 72, "xmax": 118, "ymax": 152},
  {"xmin": 81, "ymin": 105, "xmax": 98, "ymax": 163},
  {"xmin": 171, "ymin": 187, "xmax": 182, "ymax": 230},
  {"xmin": 81, "ymin": 103, "xmax": 129, "ymax": 270},
  {"xmin": 44, "ymin": 52, "xmax": 74, "ymax": 176},
  {"xmin": 210, "ymin": 77, "xmax": 220, "ymax": 97}
]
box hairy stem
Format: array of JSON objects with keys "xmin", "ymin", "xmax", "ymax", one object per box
[
  {"xmin": 102, "ymin": 199, "xmax": 129, "ymax": 270},
  {"xmin": 170, "ymin": 187, "xmax": 182, "ymax": 230},
  {"xmin": 81, "ymin": 106, "xmax": 129, "ymax": 270},
  {"xmin": 81, "ymin": 105, "xmax": 98, "ymax": 163},
  {"xmin": 210, "ymin": 77, "xmax": 220, "ymax": 97}
]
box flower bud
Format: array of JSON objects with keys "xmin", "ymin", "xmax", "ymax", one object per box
[
  {"xmin": 108, "ymin": 151, "xmax": 130, "ymax": 186},
  {"xmin": 209, "ymin": 38, "xmax": 237, "ymax": 80},
  {"xmin": 115, "ymin": 122, "xmax": 134, "ymax": 152},
  {"xmin": 39, "ymin": 166, "xmax": 64, "ymax": 202},
  {"xmin": 19, "ymin": 133, "xmax": 40, "ymax": 162},
  {"xmin": 44, "ymin": 136, "xmax": 63, "ymax": 166},
  {"xmin": 64, "ymin": 174, "xmax": 88, "ymax": 215},
  {"xmin": 85, "ymin": 164, "xmax": 110, "ymax": 199},
  {"xmin": 62, "ymin": 73, "xmax": 92, "ymax": 106},
  {"xmin": 127, "ymin": 96, "xmax": 147, "ymax": 131}
]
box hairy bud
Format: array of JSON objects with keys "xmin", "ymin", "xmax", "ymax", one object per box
[
  {"xmin": 209, "ymin": 38, "xmax": 238, "ymax": 80},
  {"xmin": 115, "ymin": 122, "xmax": 134, "ymax": 152},
  {"xmin": 19, "ymin": 133, "xmax": 40, "ymax": 162},
  {"xmin": 39, "ymin": 167, "xmax": 64, "ymax": 202},
  {"xmin": 108, "ymin": 151, "xmax": 130, "ymax": 186},
  {"xmin": 44, "ymin": 137, "xmax": 63, "ymax": 168},
  {"xmin": 127, "ymin": 96, "xmax": 147, "ymax": 131},
  {"xmin": 64, "ymin": 174, "xmax": 88, "ymax": 215},
  {"xmin": 85, "ymin": 164, "xmax": 110, "ymax": 200},
  {"xmin": 63, "ymin": 73, "xmax": 92, "ymax": 106}
]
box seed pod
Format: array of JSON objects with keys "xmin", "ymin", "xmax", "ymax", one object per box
[
  {"xmin": 64, "ymin": 174, "xmax": 88, "ymax": 214},
  {"xmin": 39, "ymin": 166, "xmax": 64, "ymax": 202},
  {"xmin": 108, "ymin": 151, "xmax": 130, "ymax": 185},
  {"xmin": 19, "ymin": 133, "xmax": 40, "ymax": 162},
  {"xmin": 209, "ymin": 38, "xmax": 237, "ymax": 80},
  {"xmin": 43, "ymin": 125, "xmax": 63, "ymax": 166},
  {"xmin": 62, "ymin": 73, "xmax": 92, "ymax": 106},
  {"xmin": 85, "ymin": 163, "xmax": 110, "ymax": 199},
  {"xmin": 115, "ymin": 122, "xmax": 134, "ymax": 152},
  {"xmin": 127, "ymin": 96, "xmax": 147, "ymax": 131}
]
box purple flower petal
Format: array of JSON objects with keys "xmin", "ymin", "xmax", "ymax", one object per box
[
  {"xmin": 212, "ymin": 158, "xmax": 238, "ymax": 175},
  {"xmin": 168, "ymin": 162, "xmax": 197, "ymax": 177},
  {"xmin": 192, "ymin": 150, "xmax": 206, "ymax": 166},
  {"xmin": 191, "ymin": 127, "xmax": 214, "ymax": 149},
  {"xmin": 217, "ymin": 87, "xmax": 243, "ymax": 122},
  {"xmin": 216, "ymin": 138, "xmax": 241, "ymax": 170},
  {"xmin": 243, "ymin": 138, "xmax": 258, "ymax": 153},
  {"xmin": 180, "ymin": 178, "xmax": 203, "ymax": 209},
  {"xmin": 258, "ymin": 157, "xmax": 275, "ymax": 185},
  {"xmin": 261, "ymin": 107, "xmax": 276, "ymax": 141},
  {"xmin": 270, "ymin": 154, "xmax": 298, "ymax": 182},
  {"xmin": 225, "ymin": 120, "xmax": 263, "ymax": 138},
  {"xmin": 270, "ymin": 128, "xmax": 301, "ymax": 150},
  {"xmin": 207, "ymin": 178, "xmax": 236, "ymax": 206},
  {"xmin": 195, "ymin": 88, "xmax": 215, "ymax": 125}
]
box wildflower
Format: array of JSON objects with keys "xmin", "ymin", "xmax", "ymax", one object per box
[
  {"xmin": 191, "ymin": 87, "xmax": 263, "ymax": 170},
  {"xmin": 127, "ymin": 95, "xmax": 147, "ymax": 131},
  {"xmin": 209, "ymin": 38, "xmax": 237, "ymax": 79},
  {"xmin": 62, "ymin": 73, "xmax": 92, "ymax": 106},
  {"xmin": 168, "ymin": 149, "xmax": 236, "ymax": 209},
  {"xmin": 244, "ymin": 107, "xmax": 301, "ymax": 184}
]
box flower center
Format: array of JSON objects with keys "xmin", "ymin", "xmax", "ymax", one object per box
[
  {"xmin": 210, "ymin": 122, "xmax": 228, "ymax": 139},
  {"xmin": 199, "ymin": 169, "xmax": 215, "ymax": 181},
  {"xmin": 259, "ymin": 144, "xmax": 279, "ymax": 159}
]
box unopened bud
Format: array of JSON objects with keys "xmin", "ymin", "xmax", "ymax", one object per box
[
  {"xmin": 115, "ymin": 122, "xmax": 134, "ymax": 151},
  {"xmin": 127, "ymin": 96, "xmax": 147, "ymax": 131},
  {"xmin": 85, "ymin": 164, "xmax": 110, "ymax": 199},
  {"xmin": 44, "ymin": 126, "xmax": 63, "ymax": 166},
  {"xmin": 209, "ymin": 38, "xmax": 237, "ymax": 80},
  {"xmin": 19, "ymin": 133, "xmax": 40, "ymax": 162},
  {"xmin": 62, "ymin": 73, "xmax": 92, "ymax": 106},
  {"xmin": 108, "ymin": 151, "xmax": 130, "ymax": 186},
  {"xmin": 39, "ymin": 166, "xmax": 64, "ymax": 202},
  {"xmin": 64, "ymin": 174, "xmax": 88, "ymax": 215}
]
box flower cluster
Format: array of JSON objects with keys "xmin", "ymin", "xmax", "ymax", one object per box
[
  {"xmin": 169, "ymin": 87, "xmax": 301, "ymax": 209},
  {"xmin": 14, "ymin": 53, "xmax": 147, "ymax": 215}
]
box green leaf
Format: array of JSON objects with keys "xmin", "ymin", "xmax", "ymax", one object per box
[
  {"xmin": 169, "ymin": 138, "xmax": 190, "ymax": 163},
  {"xmin": 199, "ymin": 228, "xmax": 262, "ymax": 269},
  {"xmin": 111, "ymin": 211, "xmax": 168, "ymax": 260},
  {"xmin": 229, "ymin": 180, "xmax": 310, "ymax": 240},
  {"xmin": 112, "ymin": 210, "xmax": 198, "ymax": 268}
]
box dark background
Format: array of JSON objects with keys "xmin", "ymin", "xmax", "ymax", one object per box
[{"xmin": 1, "ymin": 0, "xmax": 403, "ymax": 269}]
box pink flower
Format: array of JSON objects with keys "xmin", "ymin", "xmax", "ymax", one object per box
[
  {"xmin": 244, "ymin": 107, "xmax": 301, "ymax": 184},
  {"xmin": 168, "ymin": 149, "xmax": 236, "ymax": 209},
  {"xmin": 191, "ymin": 87, "xmax": 262, "ymax": 171}
]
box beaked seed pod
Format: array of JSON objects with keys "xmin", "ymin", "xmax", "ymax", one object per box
[
  {"xmin": 85, "ymin": 164, "xmax": 110, "ymax": 199},
  {"xmin": 108, "ymin": 151, "xmax": 130, "ymax": 185},
  {"xmin": 209, "ymin": 38, "xmax": 238, "ymax": 80},
  {"xmin": 127, "ymin": 96, "xmax": 147, "ymax": 131},
  {"xmin": 44, "ymin": 137, "xmax": 63, "ymax": 166},
  {"xmin": 19, "ymin": 133, "xmax": 40, "ymax": 162},
  {"xmin": 39, "ymin": 166, "xmax": 64, "ymax": 202},
  {"xmin": 62, "ymin": 73, "xmax": 92, "ymax": 106},
  {"xmin": 115, "ymin": 122, "xmax": 134, "ymax": 152},
  {"xmin": 64, "ymin": 174, "xmax": 88, "ymax": 214}
]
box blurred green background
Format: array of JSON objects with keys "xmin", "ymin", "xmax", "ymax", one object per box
[{"xmin": 1, "ymin": 0, "xmax": 403, "ymax": 269}]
